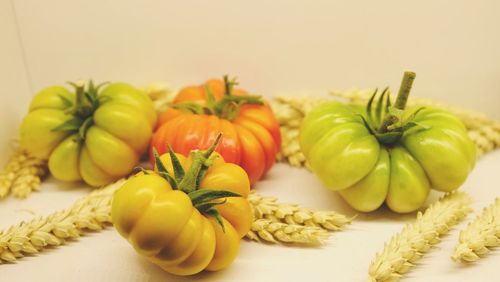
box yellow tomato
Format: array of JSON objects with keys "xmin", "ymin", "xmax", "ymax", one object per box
[{"xmin": 111, "ymin": 139, "xmax": 252, "ymax": 276}]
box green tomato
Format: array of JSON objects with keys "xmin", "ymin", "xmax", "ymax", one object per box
[
  {"xmin": 300, "ymin": 73, "xmax": 476, "ymax": 213},
  {"xmin": 20, "ymin": 82, "xmax": 156, "ymax": 187}
]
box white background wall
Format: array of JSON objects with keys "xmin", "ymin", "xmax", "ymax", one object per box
[{"xmin": 2, "ymin": 0, "xmax": 500, "ymax": 162}]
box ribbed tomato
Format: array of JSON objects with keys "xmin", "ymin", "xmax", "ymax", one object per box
[
  {"xmin": 19, "ymin": 81, "xmax": 156, "ymax": 187},
  {"xmin": 112, "ymin": 136, "xmax": 252, "ymax": 275},
  {"xmin": 150, "ymin": 76, "xmax": 281, "ymax": 185}
]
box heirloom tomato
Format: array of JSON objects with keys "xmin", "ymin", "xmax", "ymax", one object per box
[
  {"xmin": 151, "ymin": 76, "xmax": 281, "ymax": 185},
  {"xmin": 20, "ymin": 81, "xmax": 156, "ymax": 186},
  {"xmin": 112, "ymin": 135, "xmax": 253, "ymax": 275},
  {"xmin": 300, "ymin": 72, "xmax": 476, "ymax": 213}
]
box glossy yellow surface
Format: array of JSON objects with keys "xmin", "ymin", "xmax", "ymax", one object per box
[{"xmin": 111, "ymin": 153, "xmax": 252, "ymax": 275}]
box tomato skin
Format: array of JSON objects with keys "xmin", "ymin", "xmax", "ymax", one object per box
[
  {"xmin": 151, "ymin": 79, "xmax": 281, "ymax": 185},
  {"xmin": 111, "ymin": 152, "xmax": 252, "ymax": 276},
  {"xmin": 19, "ymin": 83, "xmax": 156, "ymax": 187},
  {"xmin": 300, "ymin": 102, "xmax": 476, "ymax": 213}
]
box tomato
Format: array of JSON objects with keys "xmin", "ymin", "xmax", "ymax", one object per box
[
  {"xmin": 19, "ymin": 81, "xmax": 156, "ymax": 187},
  {"xmin": 299, "ymin": 72, "xmax": 476, "ymax": 213},
  {"xmin": 111, "ymin": 136, "xmax": 252, "ymax": 275},
  {"xmin": 150, "ymin": 76, "xmax": 281, "ymax": 185}
]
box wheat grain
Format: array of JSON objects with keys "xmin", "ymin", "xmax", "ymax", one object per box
[
  {"xmin": 245, "ymin": 219, "xmax": 329, "ymax": 245},
  {"xmin": 452, "ymin": 198, "xmax": 500, "ymax": 263},
  {"xmin": 0, "ymin": 149, "xmax": 46, "ymax": 199},
  {"xmin": 368, "ymin": 192, "xmax": 473, "ymax": 282},
  {"xmin": 0, "ymin": 179, "xmax": 124, "ymax": 263},
  {"xmin": 0, "ymin": 177, "xmax": 346, "ymax": 264},
  {"xmin": 142, "ymin": 81, "xmax": 175, "ymax": 114},
  {"xmin": 249, "ymin": 192, "xmax": 352, "ymax": 231}
]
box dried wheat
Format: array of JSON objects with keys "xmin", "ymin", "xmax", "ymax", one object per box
[
  {"xmin": 249, "ymin": 192, "xmax": 352, "ymax": 231},
  {"xmin": 246, "ymin": 219, "xmax": 329, "ymax": 245},
  {"xmin": 0, "ymin": 179, "xmax": 124, "ymax": 263},
  {"xmin": 452, "ymin": 198, "xmax": 500, "ymax": 263},
  {"xmin": 0, "ymin": 149, "xmax": 46, "ymax": 199},
  {"xmin": 368, "ymin": 192, "xmax": 473, "ymax": 282}
]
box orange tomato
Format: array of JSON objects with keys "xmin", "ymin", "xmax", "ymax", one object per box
[{"xmin": 151, "ymin": 77, "xmax": 281, "ymax": 185}]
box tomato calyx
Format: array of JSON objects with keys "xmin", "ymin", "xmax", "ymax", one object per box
[
  {"xmin": 173, "ymin": 75, "xmax": 263, "ymax": 121},
  {"xmin": 152, "ymin": 133, "xmax": 241, "ymax": 231},
  {"xmin": 52, "ymin": 80, "xmax": 108, "ymax": 141},
  {"xmin": 359, "ymin": 72, "xmax": 429, "ymax": 146}
]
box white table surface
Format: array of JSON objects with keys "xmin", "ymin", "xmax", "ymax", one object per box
[{"xmin": 1, "ymin": 150, "xmax": 499, "ymax": 282}]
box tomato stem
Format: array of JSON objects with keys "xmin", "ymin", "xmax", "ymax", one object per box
[
  {"xmin": 394, "ymin": 71, "xmax": 416, "ymax": 110},
  {"xmin": 152, "ymin": 134, "xmax": 238, "ymax": 231},
  {"xmin": 73, "ymin": 80, "xmax": 86, "ymax": 117},
  {"xmin": 377, "ymin": 71, "xmax": 416, "ymax": 134},
  {"xmin": 178, "ymin": 134, "xmax": 222, "ymax": 193},
  {"xmin": 173, "ymin": 76, "xmax": 263, "ymax": 121}
]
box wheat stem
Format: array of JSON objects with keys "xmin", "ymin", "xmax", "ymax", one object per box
[
  {"xmin": 452, "ymin": 198, "xmax": 500, "ymax": 262},
  {"xmin": 368, "ymin": 192, "xmax": 473, "ymax": 282}
]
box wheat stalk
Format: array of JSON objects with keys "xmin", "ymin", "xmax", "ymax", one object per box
[
  {"xmin": 452, "ymin": 198, "xmax": 500, "ymax": 263},
  {"xmin": 0, "ymin": 148, "xmax": 46, "ymax": 199},
  {"xmin": 246, "ymin": 219, "xmax": 330, "ymax": 245},
  {"xmin": 142, "ymin": 81, "xmax": 175, "ymax": 114},
  {"xmin": 0, "ymin": 178, "xmax": 348, "ymax": 263},
  {"xmin": 0, "ymin": 179, "xmax": 124, "ymax": 263},
  {"xmin": 368, "ymin": 192, "xmax": 473, "ymax": 282},
  {"xmin": 248, "ymin": 192, "xmax": 352, "ymax": 231},
  {"xmin": 272, "ymin": 96, "xmax": 326, "ymax": 168},
  {"xmin": 244, "ymin": 192, "xmax": 352, "ymax": 245}
]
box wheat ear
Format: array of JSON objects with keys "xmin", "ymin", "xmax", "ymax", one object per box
[
  {"xmin": 244, "ymin": 192, "xmax": 352, "ymax": 245},
  {"xmin": 368, "ymin": 192, "xmax": 473, "ymax": 282},
  {"xmin": 452, "ymin": 198, "xmax": 500, "ymax": 262},
  {"xmin": 0, "ymin": 148, "xmax": 46, "ymax": 199},
  {"xmin": 272, "ymin": 96, "xmax": 326, "ymax": 168},
  {"xmin": 0, "ymin": 179, "xmax": 348, "ymax": 263},
  {"xmin": 0, "ymin": 179, "xmax": 124, "ymax": 263},
  {"xmin": 246, "ymin": 219, "xmax": 330, "ymax": 245},
  {"xmin": 248, "ymin": 192, "xmax": 352, "ymax": 231}
]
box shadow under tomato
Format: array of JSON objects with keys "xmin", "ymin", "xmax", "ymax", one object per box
[{"xmin": 134, "ymin": 254, "xmax": 229, "ymax": 282}]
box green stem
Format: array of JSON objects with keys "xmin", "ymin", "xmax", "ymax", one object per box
[
  {"xmin": 175, "ymin": 76, "xmax": 263, "ymax": 121},
  {"xmin": 178, "ymin": 134, "xmax": 221, "ymax": 193},
  {"xmin": 377, "ymin": 71, "xmax": 416, "ymax": 133},
  {"xmin": 223, "ymin": 75, "xmax": 233, "ymax": 96},
  {"xmin": 74, "ymin": 81, "xmax": 86, "ymax": 117},
  {"xmin": 377, "ymin": 115, "xmax": 399, "ymax": 134},
  {"xmin": 394, "ymin": 71, "xmax": 416, "ymax": 110}
]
